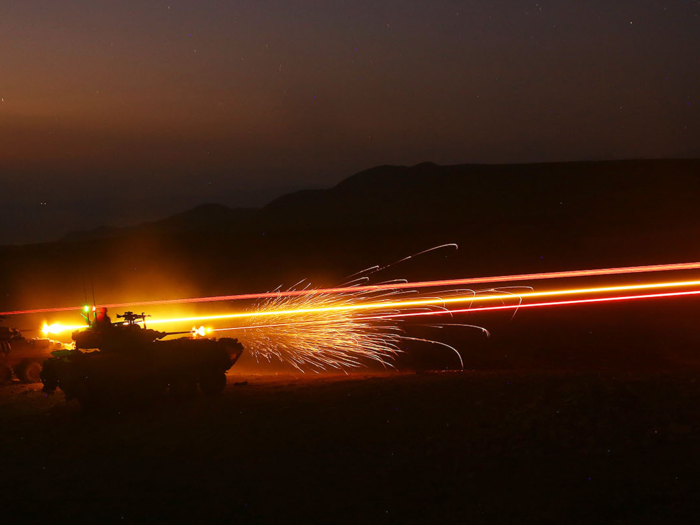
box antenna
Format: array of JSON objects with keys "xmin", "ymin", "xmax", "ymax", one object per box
[
  {"xmin": 90, "ymin": 273, "xmax": 97, "ymax": 309},
  {"xmin": 82, "ymin": 271, "xmax": 90, "ymax": 323}
]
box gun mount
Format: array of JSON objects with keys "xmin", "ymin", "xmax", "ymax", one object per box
[{"xmin": 116, "ymin": 311, "xmax": 150, "ymax": 326}]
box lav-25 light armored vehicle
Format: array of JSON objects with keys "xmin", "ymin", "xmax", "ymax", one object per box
[
  {"xmin": 41, "ymin": 311, "xmax": 244, "ymax": 408},
  {"xmin": 1, "ymin": 316, "xmax": 67, "ymax": 384}
]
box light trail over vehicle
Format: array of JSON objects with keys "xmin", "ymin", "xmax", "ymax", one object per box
[{"xmin": 3, "ymin": 260, "xmax": 700, "ymax": 316}]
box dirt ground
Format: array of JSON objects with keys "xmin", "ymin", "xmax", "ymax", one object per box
[{"xmin": 2, "ymin": 369, "xmax": 700, "ymax": 524}]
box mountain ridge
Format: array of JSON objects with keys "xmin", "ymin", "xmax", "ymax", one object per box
[{"xmin": 21, "ymin": 157, "xmax": 700, "ymax": 246}]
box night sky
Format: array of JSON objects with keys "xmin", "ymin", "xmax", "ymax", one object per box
[{"xmin": 1, "ymin": 1, "xmax": 698, "ymax": 244}]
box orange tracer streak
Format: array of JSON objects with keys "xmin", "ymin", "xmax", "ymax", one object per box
[
  {"xmin": 41, "ymin": 281, "xmax": 700, "ymax": 335},
  {"xmin": 210, "ymin": 288, "xmax": 700, "ymax": 333},
  {"xmin": 142, "ymin": 279, "xmax": 700, "ymax": 327},
  {"xmin": 4, "ymin": 261, "xmax": 700, "ymax": 316}
]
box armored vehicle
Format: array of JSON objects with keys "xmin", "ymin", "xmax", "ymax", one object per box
[
  {"xmin": 41, "ymin": 311, "xmax": 244, "ymax": 407},
  {"xmin": 1, "ymin": 317, "xmax": 66, "ymax": 384}
]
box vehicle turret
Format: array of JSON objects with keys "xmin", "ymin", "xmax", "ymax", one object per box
[{"xmin": 72, "ymin": 311, "xmax": 169, "ymax": 351}]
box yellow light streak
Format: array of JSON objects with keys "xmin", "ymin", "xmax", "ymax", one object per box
[
  {"xmin": 42, "ymin": 323, "xmax": 83, "ymax": 335},
  {"xmin": 143, "ymin": 279, "xmax": 700, "ymax": 327},
  {"xmin": 41, "ymin": 279, "xmax": 700, "ymax": 335}
]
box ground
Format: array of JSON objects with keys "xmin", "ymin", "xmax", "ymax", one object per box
[{"xmin": 2, "ymin": 369, "xmax": 700, "ymax": 524}]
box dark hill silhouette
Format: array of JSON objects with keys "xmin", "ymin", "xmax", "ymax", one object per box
[
  {"xmin": 58, "ymin": 158, "xmax": 700, "ymax": 242},
  {"xmin": 6, "ymin": 158, "xmax": 700, "ymax": 298},
  {"xmin": 263, "ymin": 159, "xmax": 700, "ymax": 232},
  {"xmin": 62, "ymin": 204, "xmax": 257, "ymax": 242}
]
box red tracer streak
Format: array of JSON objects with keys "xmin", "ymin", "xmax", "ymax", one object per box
[{"xmin": 371, "ymin": 288, "xmax": 700, "ymax": 321}]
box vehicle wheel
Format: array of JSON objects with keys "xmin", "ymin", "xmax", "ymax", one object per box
[
  {"xmin": 0, "ymin": 363, "xmax": 13, "ymax": 384},
  {"xmin": 15, "ymin": 360, "xmax": 43, "ymax": 383},
  {"xmin": 169, "ymin": 374, "xmax": 197, "ymax": 399},
  {"xmin": 40, "ymin": 358, "xmax": 59, "ymax": 393},
  {"xmin": 199, "ymin": 371, "xmax": 227, "ymax": 396}
]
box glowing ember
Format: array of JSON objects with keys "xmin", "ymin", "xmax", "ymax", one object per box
[
  {"xmin": 233, "ymin": 286, "xmax": 471, "ymax": 372},
  {"xmin": 208, "ymin": 288, "xmax": 700, "ymax": 345}
]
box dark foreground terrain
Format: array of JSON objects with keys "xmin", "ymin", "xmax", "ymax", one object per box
[{"xmin": 2, "ymin": 368, "xmax": 700, "ymax": 524}]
